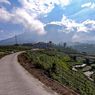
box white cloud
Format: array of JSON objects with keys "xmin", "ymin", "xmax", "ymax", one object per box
[
  {"xmin": 1, "ymin": 0, "xmax": 95, "ymax": 42},
  {"xmin": 62, "ymin": 15, "xmax": 95, "ymax": 33},
  {"xmin": 47, "ymin": 15, "xmax": 95, "ymax": 34},
  {"xmin": 18, "ymin": 0, "xmax": 71, "ymax": 15},
  {"xmin": 83, "ymin": 19, "xmax": 95, "ymax": 25},
  {"xmin": 0, "ymin": 0, "xmax": 72, "ymax": 36},
  {"xmin": 77, "ymin": 25, "xmax": 87, "ymax": 32},
  {"xmin": 72, "ymin": 33, "xmax": 95, "ymax": 42},
  {"xmin": 81, "ymin": 2, "xmax": 91, "ymax": 8},
  {"xmin": 62, "ymin": 15, "xmax": 77, "ymax": 30},
  {"xmin": 0, "ymin": 0, "xmax": 11, "ymax": 5},
  {"xmin": 90, "ymin": 3, "xmax": 95, "ymax": 8},
  {"xmin": 82, "ymin": 19, "xmax": 95, "ymax": 31},
  {"xmin": 0, "ymin": 8, "xmax": 13, "ymax": 22},
  {"xmin": 0, "ymin": 7, "xmax": 46, "ymax": 35},
  {"xmin": 61, "ymin": 15, "xmax": 87, "ymax": 32},
  {"xmin": 18, "ymin": 0, "xmax": 54, "ymax": 15},
  {"xmin": 81, "ymin": 2, "xmax": 95, "ymax": 9},
  {"xmin": 59, "ymin": 0, "xmax": 72, "ymax": 6},
  {"xmin": 14, "ymin": 8, "xmax": 46, "ymax": 35}
]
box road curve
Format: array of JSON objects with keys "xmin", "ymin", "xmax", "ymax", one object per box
[{"xmin": 0, "ymin": 52, "xmax": 58, "ymax": 95}]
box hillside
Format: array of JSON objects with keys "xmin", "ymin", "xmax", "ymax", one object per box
[{"xmin": 19, "ymin": 49, "xmax": 95, "ymax": 95}]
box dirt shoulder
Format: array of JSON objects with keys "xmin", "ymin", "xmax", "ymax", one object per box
[{"xmin": 18, "ymin": 53, "xmax": 79, "ymax": 95}]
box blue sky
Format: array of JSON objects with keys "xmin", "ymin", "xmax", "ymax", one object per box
[{"xmin": 0, "ymin": 0, "xmax": 95, "ymax": 42}]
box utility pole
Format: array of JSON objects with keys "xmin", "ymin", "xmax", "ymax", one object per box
[{"xmin": 15, "ymin": 34, "xmax": 18, "ymax": 46}]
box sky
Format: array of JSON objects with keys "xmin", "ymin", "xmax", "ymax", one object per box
[{"xmin": 0, "ymin": 0, "xmax": 95, "ymax": 43}]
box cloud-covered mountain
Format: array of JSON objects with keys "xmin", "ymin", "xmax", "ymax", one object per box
[
  {"xmin": 0, "ymin": 29, "xmax": 74, "ymax": 45},
  {"xmin": 0, "ymin": 0, "xmax": 95, "ymax": 44}
]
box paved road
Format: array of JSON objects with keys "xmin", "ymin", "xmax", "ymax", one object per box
[{"xmin": 0, "ymin": 52, "xmax": 58, "ymax": 95}]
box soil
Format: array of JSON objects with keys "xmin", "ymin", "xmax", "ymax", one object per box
[{"xmin": 18, "ymin": 53, "xmax": 79, "ymax": 95}]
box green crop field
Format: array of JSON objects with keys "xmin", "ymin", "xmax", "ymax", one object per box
[{"xmin": 25, "ymin": 49, "xmax": 95, "ymax": 95}]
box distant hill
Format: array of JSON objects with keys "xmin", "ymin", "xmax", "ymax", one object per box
[
  {"xmin": 0, "ymin": 30, "xmax": 95, "ymax": 53},
  {"xmin": 0, "ymin": 29, "xmax": 74, "ymax": 45},
  {"xmin": 0, "ymin": 37, "xmax": 16, "ymax": 45},
  {"xmin": 0, "ymin": 32, "xmax": 37, "ymax": 45}
]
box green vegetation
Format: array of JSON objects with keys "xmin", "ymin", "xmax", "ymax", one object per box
[
  {"xmin": 0, "ymin": 46, "xmax": 31, "ymax": 53},
  {"xmin": 91, "ymin": 73, "xmax": 95, "ymax": 82},
  {"xmin": 26, "ymin": 49, "xmax": 95, "ymax": 95},
  {"xmin": 0, "ymin": 45, "xmax": 31, "ymax": 58}
]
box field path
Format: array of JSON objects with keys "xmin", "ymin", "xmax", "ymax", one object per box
[{"xmin": 0, "ymin": 52, "xmax": 58, "ymax": 95}]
